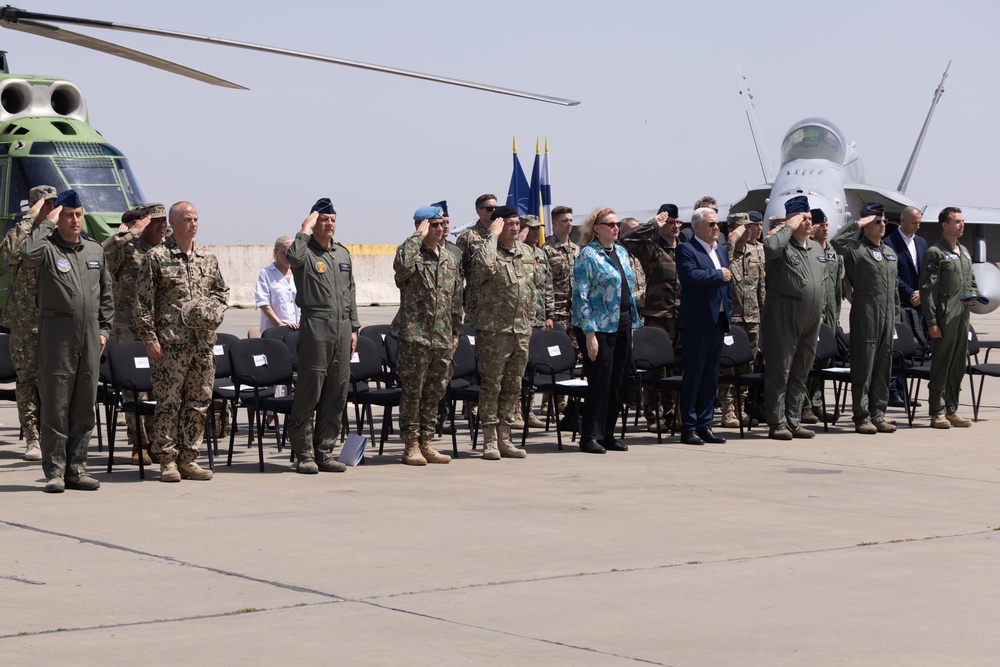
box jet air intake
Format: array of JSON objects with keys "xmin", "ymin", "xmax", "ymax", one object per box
[{"xmin": 0, "ymin": 77, "xmax": 88, "ymax": 123}]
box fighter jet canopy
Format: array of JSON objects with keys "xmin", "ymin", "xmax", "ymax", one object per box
[{"xmin": 780, "ymin": 118, "xmax": 846, "ymax": 165}]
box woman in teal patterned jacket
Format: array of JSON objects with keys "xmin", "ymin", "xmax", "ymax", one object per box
[{"xmin": 571, "ymin": 207, "xmax": 642, "ymax": 454}]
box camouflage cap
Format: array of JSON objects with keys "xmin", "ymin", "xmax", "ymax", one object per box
[
  {"xmin": 521, "ymin": 214, "xmax": 543, "ymax": 228},
  {"xmin": 769, "ymin": 215, "xmax": 786, "ymax": 229},
  {"xmin": 139, "ymin": 202, "xmax": 167, "ymax": 219},
  {"xmin": 29, "ymin": 185, "xmax": 58, "ymax": 203},
  {"xmin": 727, "ymin": 212, "xmax": 750, "ymax": 225},
  {"xmin": 180, "ymin": 297, "xmax": 227, "ymax": 332}
]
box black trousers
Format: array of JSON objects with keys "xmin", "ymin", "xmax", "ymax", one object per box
[{"xmin": 576, "ymin": 325, "xmax": 632, "ymax": 444}]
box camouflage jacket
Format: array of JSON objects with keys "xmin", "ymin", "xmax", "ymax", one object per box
[
  {"xmin": 473, "ymin": 235, "xmax": 536, "ymax": 335},
  {"xmin": 622, "ymin": 245, "xmax": 647, "ymax": 311},
  {"xmin": 444, "ymin": 240, "xmax": 463, "ymax": 278},
  {"xmin": 620, "ymin": 221, "xmax": 679, "ymax": 319},
  {"xmin": 726, "ymin": 241, "xmax": 766, "ymax": 325},
  {"xmin": 389, "ymin": 233, "xmax": 463, "ymax": 349},
  {"xmin": 531, "ymin": 245, "xmax": 555, "ymax": 327},
  {"xmin": 134, "ymin": 237, "xmax": 230, "ymax": 348},
  {"xmin": 456, "ymin": 222, "xmax": 492, "ymax": 324},
  {"xmin": 103, "ymin": 228, "xmax": 158, "ymax": 331},
  {"xmin": 0, "ymin": 216, "xmax": 39, "ymax": 331},
  {"xmin": 542, "ymin": 234, "xmax": 579, "ymax": 320}
]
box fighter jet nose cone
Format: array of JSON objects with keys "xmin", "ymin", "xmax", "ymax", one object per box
[{"xmin": 970, "ymin": 263, "xmax": 1000, "ymax": 314}]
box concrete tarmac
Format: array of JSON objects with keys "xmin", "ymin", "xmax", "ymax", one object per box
[{"xmin": 2, "ymin": 306, "xmax": 1000, "ymax": 665}]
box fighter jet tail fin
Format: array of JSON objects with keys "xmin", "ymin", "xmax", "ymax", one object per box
[
  {"xmin": 735, "ymin": 64, "xmax": 776, "ymax": 183},
  {"xmin": 897, "ymin": 61, "xmax": 951, "ymax": 194}
]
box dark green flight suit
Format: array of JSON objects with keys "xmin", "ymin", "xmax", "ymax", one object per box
[
  {"xmin": 831, "ymin": 220, "xmax": 900, "ymax": 426},
  {"xmin": 807, "ymin": 244, "xmax": 843, "ymax": 410},
  {"xmin": 920, "ymin": 239, "xmax": 978, "ymax": 417},
  {"xmin": 20, "ymin": 219, "xmax": 114, "ymax": 480},
  {"xmin": 286, "ymin": 233, "xmax": 359, "ymax": 464},
  {"xmin": 761, "ymin": 225, "xmax": 826, "ymax": 429}
]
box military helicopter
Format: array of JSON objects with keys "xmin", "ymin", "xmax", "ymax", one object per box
[{"xmin": 0, "ymin": 5, "xmax": 578, "ymax": 308}]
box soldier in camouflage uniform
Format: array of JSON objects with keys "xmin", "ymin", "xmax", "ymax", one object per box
[
  {"xmin": 618, "ymin": 218, "xmax": 646, "ymax": 311},
  {"xmin": 543, "ymin": 205, "xmax": 579, "ymax": 336},
  {"xmin": 285, "ymin": 199, "xmax": 359, "ymax": 474},
  {"xmin": 134, "ymin": 202, "xmax": 229, "ymax": 483},
  {"xmin": 518, "ymin": 215, "xmax": 554, "ymax": 429},
  {"xmin": 804, "ymin": 209, "xmax": 843, "ymax": 423},
  {"xmin": 20, "ymin": 190, "xmax": 114, "ymax": 493},
  {"xmin": 620, "ymin": 203, "xmax": 682, "ymax": 430},
  {"xmin": 474, "ymin": 205, "xmax": 536, "ymax": 460},
  {"xmin": 103, "ymin": 203, "xmax": 169, "ymax": 464},
  {"xmin": 390, "ymin": 206, "xmax": 462, "ymax": 466},
  {"xmin": 455, "ymin": 193, "xmax": 497, "ymax": 326},
  {"xmin": 717, "ymin": 212, "xmax": 766, "ymax": 427},
  {"xmin": 0, "ymin": 184, "xmax": 57, "ymax": 461}
]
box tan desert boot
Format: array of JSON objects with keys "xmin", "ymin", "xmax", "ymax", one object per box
[{"xmin": 419, "ymin": 435, "xmax": 451, "ymax": 464}]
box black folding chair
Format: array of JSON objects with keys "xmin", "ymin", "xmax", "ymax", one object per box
[
  {"xmin": 261, "ymin": 325, "xmax": 293, "ymax": 341},
  {"xmin": 348, "ymin": 336, "xmax": 402, "ymax": 453},
  {"xmin": 106, "ymin": 341, "xmax": 159, "ymax": 479},
  {"xmin": 967, "ymin": 329, "xmax": 1000, "ymax": 422},
  {"xmin": 522, "ymin": 329, "xmax": 584, "ymax": 450},
  {"xmin": 631, "ymin": 326, "xmax": 683, "ymax": 443},
  {"xmin": 445, "ymin": 333, "xmax": 480, "ymax": 457}
]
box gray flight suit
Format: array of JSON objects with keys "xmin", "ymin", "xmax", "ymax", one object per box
[
  {"xmin": 286, "ymin": 233, "xmax": 360, "ymax": 463},
  {"xmin": 761, "ymin": 225, "xmax": 826, "ymax": 429},
  {"xmin": 807, "ymin": 245, "xmax": 843, "ymax": 409},
  {"xmin": 920, "ymin": 239, "xmax": 978, "ymax": 417},
  {"xmin": 831, "ymin": 220, "xmax": 900, "ymax": 426},
  {"xmin": 20, "ymin": 219, "xmax": 114, "ymax": 480}
]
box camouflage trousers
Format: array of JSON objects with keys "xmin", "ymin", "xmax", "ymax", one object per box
[
  {"xmin": 717, "ymin": 322, "xmax": 759, "ymax": 414},
  {"xmin": 151, "ymin": 344, "xmax": 214, "ymax": 465},
  {"xmin": 477, "ymin": 330, "xmax": 529, "ymax": 427},
  {"xmin": 114, "ymin": 327, "xmax": 153, "ymax": 449},
  {"xmin": 397, "ymin": 339, "xmax": 451, "ymax": 441},
  {"xmin": 9, "ymin": 322, "xmax": 39, "ymax": 443},
  {"xmin": 642, "ymin": 314, "xmax": 679, "ymax": 420}
]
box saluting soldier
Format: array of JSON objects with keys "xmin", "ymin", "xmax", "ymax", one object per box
[
  {"xmin": 456, "ymin": 193, "xmax": 498, "ymax": 326},
  {"xmin": 285, "ymin": 198, "xmax": 359, "ymax": 474},
  {"xmin": 103, "ymin": 203, "xmax": 169, "ymax": 464},
  {"xmin": 761, "ymin": 196, "xmax": 826, "ymax": 440},
  {"xmin": 831, "ymin": 203, "xmax": 900, "ymax": 434},
  {"xmin": 0, "ymin": 184, "xmax": 57, "ymax": 462},
  {"xmin": 804, "ymin": 208, "xmax": 843, "ymax": 423},
  {"xmin": 920, "ymin": 206, "xmax": 980, "ymax": 429},
  {"xmin": 518, "ymin": 215, "xmax": 555, "ymax": 330},
  {"xmin": 473, "ymin": 205, "xmax": 536, "ymax": 460},
  {"xmin": 20, "ymin": 190, "xmax": 114, "ymax": 492},
  {"xmin": 134, "ymin": 201, "xmax": 229, "ymax": 483},
  {"xmin": 391, "ymin": 205, "xmax": 462, "ymax": 466}
]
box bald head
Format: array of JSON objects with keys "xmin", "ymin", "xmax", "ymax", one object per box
[{"xmin": 899, "ymin": 206, "xmax": 922, "ymax": 236}]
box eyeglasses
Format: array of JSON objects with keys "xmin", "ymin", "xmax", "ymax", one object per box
[
  {"xmin": 479, "ymin": 205, "xmax": 496, "ymax": 212},
  {"xmin": 706, "ymin": 222, "xmax": 719, "ymax": 228},
  {"xmin": 597, "ymin": 222, "xmax": 620, "ymax": 228},
  {"xmin": 428, "ymin": 222, "xmax": 445, "ymax": 228}
]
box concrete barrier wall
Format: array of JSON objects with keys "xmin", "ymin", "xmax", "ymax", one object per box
[{"xmin": 207, "ymin": 244, "xmax": 400, "ymax": 308}]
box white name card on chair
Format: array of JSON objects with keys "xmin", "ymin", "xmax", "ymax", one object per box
[
  {"xmin": 213, "ymin": 345, "xmax": 224, "ymax": 355},
  {"xmin": 134, "ymin": 357, "xmax": 150, "ymax": 368},
  {"xmin": 547, "ymin": 345, "xmax": 561, "ymax": 357},
  {"xmin": 350, "ymin": 352, "xmax": 360, "ymax": 363},
  {"xmin": 467, "ymin": 335, "xmax": 475, "ymax": 345},
  {"xmin": 253, "ymin": 354, "xmax": 268, "ymax": 367},
  {"xmin": 724, "ymin": 335, "xmax": 734, "ymax": 346}
]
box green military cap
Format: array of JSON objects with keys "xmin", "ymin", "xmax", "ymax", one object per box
[
  {"xmin": 29, "ymin": 185, "xmax": 58, "ymax": 203},
  {"xmin": 139, "ymin": 202, "xmax": 167, "ymax": 219},
  {"xmin": 727, "ymin": 212, "xmax": 750, "ymax": 225},
  {"xmin": 180, "ymin": 297, "xmax": 226, "ymax": 332}
]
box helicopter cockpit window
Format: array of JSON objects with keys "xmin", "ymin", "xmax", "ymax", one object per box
[
  {"xmin": 8, "ymin": 157, "xmax": 67, "ymax": 216},
  {"xmin": 116, "ymin": 158, "xmax": 146, "ymax": 207},
  {"xmin": 780, "ymin": 125, "xmax": 845, "ymax": 163},
  {"xmin": 55, "ymin": 157, "xmax": 128, "ymax": 212}
]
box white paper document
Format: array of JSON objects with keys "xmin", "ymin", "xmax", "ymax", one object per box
[{"xmin": 338, "ymin": 433, "xmax": 368, "ymax": 466}]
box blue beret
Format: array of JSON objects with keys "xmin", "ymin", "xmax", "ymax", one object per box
[
  {"xmin": 747, "ymin": 210, "xmax": 763, "ymax": 223},
  {"xmin": 54, "ymin": 189, "xmax": 82, "ymax": 209},
  {"xmin": 429, "ymin": 200, "xmax": 449, "ymax": 217},
  {"xmin": 810, "ymin": 208, "xmax": 827, "ymax": 224},
  {"xmin": 784, "ymin": 195, "xmax": 810, "ymax": 215},
  {"xmin": 860, "ymin": 202, "xmax": 885, "ymax": 217},
  {"xmin": 413, "ymin": 206, "xmax": 444, "ymax": 222},
  {"xmin": 310, "ymin": 198, "xmax": 336, "ymax": 215},
  {"xmin": 657, "ymin": 203, "xmax": 679, "ymax": 218}
]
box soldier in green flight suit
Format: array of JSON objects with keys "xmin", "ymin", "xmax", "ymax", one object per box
[
  {"xmin": 803, "ymin": 208, "xmax": 844, "ymax": 423},
  {"xmin": 831, "ymin": 203, "xmax": 900, "ymax": 434},
  {"xmin": 20, "ymin": 190, "xmax": 114, "ymax": 493},
  {"xmin": 920, "ymin": 206, "xmax": 980, "ymax": 429},
  {"xmin": 286, "ymin": 198, "xmax": 360, "ymax": 474},
  {"xmin": 761, "ymin": 196, "xmax": 827, "ymax": 440}
]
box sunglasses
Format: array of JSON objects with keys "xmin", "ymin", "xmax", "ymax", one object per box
[
  {"xmin": 428, "ymin": 221, "xmax": 445, "ymax": 228},
  {"xmin": 479, "ymin": 205, "xmax": 496, "ymax": 212},
  {"xmin": 597, "ymin": 221, "xmax": 620, "ymax": 228}
]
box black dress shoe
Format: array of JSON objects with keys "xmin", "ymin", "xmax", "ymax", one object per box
[
  {"xmin": 680, "ymin": 431, "xmax": 705, "ymax": 445},
  {"xmin": 602, "ymin": 439, "xmax": 628, "ymax": 452},
  {"xmin": 579, "ymin": 439, "xmax": 606, "ymax": 454},
  {"xmin": 697, "ymin": 428, "xmax": 726, "ymax": 444}
]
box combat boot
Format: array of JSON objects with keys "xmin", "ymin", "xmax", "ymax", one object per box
[
  {"xmin": 496, "ymin": 424, "xmax": 527, "ymax": 458},
  {"xmin": 131, "ymin": 445, "xmax": 152, "ymax": 466},
  {"xmin": 481, "ymin": 425, "xmax": 501, "ymax": 460},
  {"xmin": 419, "ymin": 435, "xmax": 451, "ymax": 464},
  {"xmin": 178, "ymin": 461, "xmax": 213, "ymax": 480},
  {"xmin": 296, "ymin": 457, "xmax": 319, "ymax": 474},
  {"xmin": 789, "ymin": 425, "xmax": 815, "ymax": 439},
  {"xmin": 945, "ymin": 413, "xmax": 972, "ymax": 427},
  {"xmin": 720, "ymin": 410, "xmax": 740, "ymax": 428},
  {"xmin": 402, "ymin": 436, "xmax": 427, "ymax": 466},
  {"xmin": 855, "ymin": 422, "xmax": 877, "ymax": 435},
  {"xmin": 874, "ymin": 421, "xmax": 897, "ymax": 433},
  {"xmin": 317, "ymin": 458, "xmax": 347, "ymax": 472},
  {"xmin": 65, "ymin": 473, "xmax": 101, "ymax": 490},
  {"xmin": 23, "ymin": 439, "xmax": 41, "ymax": 462},
  {"xmin": 160, "ymin": 461, "xmax": 181, "ymax": 483},
  {"xmin": 768, "ymin": 425, "xmax": 793, "ymax": 441},
  {"xmin": 526, "ymin": 412, "xmax": 546, "ymax": 428},
  {"xmin": 800, "ymin": 407, "xmax": 819, "ymax": 424},
  {"xmin": 44, "ymin": 476, "xmax": 65, "ymax": 493},
  {"xmin": 930, "ymin": 414, "xmax": 951, "ymax": 429}
]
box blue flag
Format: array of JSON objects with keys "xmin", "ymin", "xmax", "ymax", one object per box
[
  {"xmin": 506, "ymin": 138, "xmax": 530, "ymax": 215},
  {"xmin": 528, "ymin": 138, "xmax": 541, "ymax": 219}
]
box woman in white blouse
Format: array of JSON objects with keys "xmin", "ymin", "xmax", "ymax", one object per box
[{"xmin": 255, "ymin": 236, "xmax": 301, "ymax": 332}]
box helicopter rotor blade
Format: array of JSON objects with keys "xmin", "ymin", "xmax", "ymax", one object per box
[
  {"xmin": 0, "ymin": 7, "xmax": 580, "ymax": 106},
  {"xmin": 2, "ymin": 18, "xmax": 247, "ymax": 90}
]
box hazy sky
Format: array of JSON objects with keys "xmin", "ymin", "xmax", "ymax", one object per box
[{"xmin": 6, "ymin": 0, "xmax": 999, "ymax": 244}]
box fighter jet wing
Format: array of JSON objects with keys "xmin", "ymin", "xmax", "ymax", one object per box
[
  {"xmin": 921, "ymin": 204, "xmax": 1000, "ymax": 225},
  {"xmin": 727, "ymin": 184, "xmax": 772, "ymax": 217},
  {"xmin": 846, "ymin": 184, "xmax": 1000, "ymax": 225}
]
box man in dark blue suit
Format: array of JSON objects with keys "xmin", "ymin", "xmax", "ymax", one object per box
[
  {"xmin": 676, "ymin": 207, "xmax": 732, "ymax": 445},
  {"xmin": 885, "ymin": 206, "xmax": 927, "ymax": 405}
]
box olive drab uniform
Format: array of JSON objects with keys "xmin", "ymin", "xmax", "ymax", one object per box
[
  {"xmin": 0, "ymin": 216, "xmax": 42, "ymax": 446},
  {"xmin": 831, "ymin": 220, "xmax": 900, "ymax": 426},
  {"xmin": 286, "ymin": 233, "xmax": 359, "ymax": 464},
  {"xmin": 474, "ymin": 235, "xmax": 536, "ymax": 428},
  {"xmin": 390, "ymin": 233, "xmax": 463, "ymax": 442},
  {"xmin": 920, "ymin": 239, "xmax": 978, "ymax": 417},
  {"xmin": 807, "ymin": 243, "xmax": 844, "ymax": 410},
  {"xmin": 456, "ymin": 222, "xmax": 492, "ymax": 326},
  {"xmin": 20, "ymin": 219, "xmax": 114, "ymax": 481},
  {"xmin": 531, "ymin": 245, "xmax": 555, "ymax": 328},
  {"xmin": 134, "ymin": 237, "xmax": 230, "ymax": 466},
  {"xmin": 761, "ymin": 225, "xmax": 826, "ymax": 429}
]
